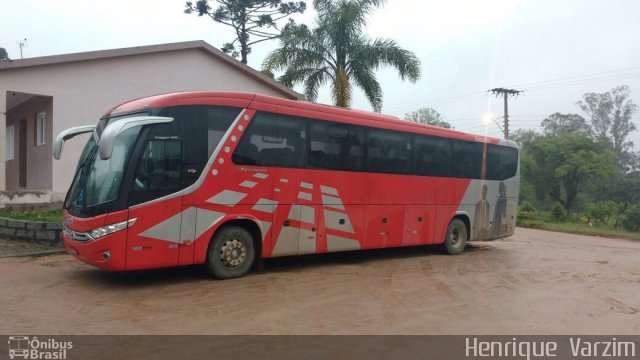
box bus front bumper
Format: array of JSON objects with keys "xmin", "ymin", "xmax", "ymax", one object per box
[{"xmin": 63, "ymin": 230, "xmax": 127, "ymax": 271}]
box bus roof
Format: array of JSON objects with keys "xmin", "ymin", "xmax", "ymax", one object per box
[{"xmin": 106, "ymin": 91, "xmax": 515, "ymax": 147}]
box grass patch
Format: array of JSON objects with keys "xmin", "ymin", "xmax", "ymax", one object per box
[
  {"xmin": 1, "ymin": 209, "xmax": 63, "ymax": 223},
  {"xmin": 524, "ymin": 221, "xmax": 640, "ymax": 241}
]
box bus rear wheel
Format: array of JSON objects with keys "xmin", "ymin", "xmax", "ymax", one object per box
[
  {"xmin": 441, "ymin": 218, "xmax": 467, "ymax": 255},
  {"xmin": 206, "ymin": 226, "xmax": 256, "ymax": 279}
]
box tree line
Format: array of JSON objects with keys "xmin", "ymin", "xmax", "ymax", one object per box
[{"xmin": 511, "ymin": 85, "xmax": 640, "ymax": 232}]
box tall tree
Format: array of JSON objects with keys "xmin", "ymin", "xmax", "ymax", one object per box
[
  {"xmin": 577, "ymin": 85, "xmax": 638, "ymax": 166},
  {"xmin": 185, "ymin": 0, "xmax": 306, "ymax": 64},
  {"xmin": 577, "ymin": 91, "xmax": 613, "ymax": 145},
  {"xmin": 541, "ymin": 113, "xmax": 591, "ymax": 136},
  {"xmin": 610, "ymin": 85, "xmax": 638, "ymax": 160},
  {"xmin": 0, "ymin": 47, "xmax": 9, "ymax": 61},
  {"xmin": 523, "ymin": 134, "xmax": 617, "ymax": 215},
  {"xmin": 263, "ymin": 0, "xmax": 421, "ymax": 112},
  {"xmin": 510, "ymin": 129, "xmax": 539, "ymax": 149},
  {"xmin": 404, "ymin": 107, "xmax": 451, "ymax": 128}
]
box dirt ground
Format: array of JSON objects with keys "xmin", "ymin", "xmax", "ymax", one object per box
[{"xmin": 0, "ymin": 227, "xmax": 638, "ymax": 335}]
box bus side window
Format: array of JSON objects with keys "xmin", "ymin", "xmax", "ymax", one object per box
[
  {"xmin": 486, "ymin": 144, "xmax": 518, "ymax": 180},
  {"xmin": 414, "ymin": 135, "xmax": 451, "ymax": 177},
  {"xmin": 367, "ymin": 128, "xmax": 412, "ymax": 174},
  {"xmin": 232, "ymin": 112, "xmax": 307, "ymax": 168},
  {"xmin": 309, "ymin": 120, "xmax": 365, "ymax": 171},
  {"xmin": 451, "ymin": 140, "xmax": 482, "ymax": 179}
]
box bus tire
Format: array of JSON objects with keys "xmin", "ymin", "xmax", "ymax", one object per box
[
  {"xmin": 205, "ymin": 226, "xmax": 256, "ymax": 279},
  {"xmin": 441, "ymin": 218, "xmax": 467, "ymax": 255}
]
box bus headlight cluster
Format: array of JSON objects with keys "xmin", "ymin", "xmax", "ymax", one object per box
[{"xmin": 89, "ymin": 219, "xmax": 136, "ymax": 239}]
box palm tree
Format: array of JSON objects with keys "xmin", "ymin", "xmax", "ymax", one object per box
[{"xmin": 263, "ymin": 0, "xmax": 421, "ymax": 112}]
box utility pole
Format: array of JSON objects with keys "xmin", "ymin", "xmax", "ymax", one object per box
[
  {"xmin": 18, "ymin": 38, "xmax": 27, "ymax": 59},
  {"xmin": 488, "ymin": 88, "xmax": 522, "ymax": 139}
]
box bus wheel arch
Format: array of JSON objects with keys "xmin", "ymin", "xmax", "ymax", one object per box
[
  {"xmin": 441, "ymin": 215, "xmax": 469, "ymax": 255},
  {"xmin": 204, "ymin": 219, "xmax": 262, "ymax": 279}
]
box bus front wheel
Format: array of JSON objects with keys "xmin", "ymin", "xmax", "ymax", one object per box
[
  {"xmin": 441, "ymin": 218, "xmax": 467, "ymax": 255},
  {"xmin": 205, "ymin": 226, "xmax": 256, "ymax": 279}
]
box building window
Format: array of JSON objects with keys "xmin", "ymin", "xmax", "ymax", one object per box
[
  {"xmin": 36, "ymin": 112, "xmax": 46, "ymax": 145},
  {"xmin": 6, "ymin": 125, "xmax": 14, "ymax": 161}
]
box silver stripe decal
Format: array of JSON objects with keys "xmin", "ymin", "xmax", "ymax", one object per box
[
  {"xmin": 300, "ymin": 182, "xmax": 313, "ymax": 189},
  {"xmin": 327, "ymin": 235, "xmax": 360, "ymax": 252},
  {"xmin": 261, "ymin": 221, "xmax": 272, "ymax": 241},
  {"xmin": 320, "ymin": 185, "xmax": 338, "ymax": 196},
  {"xmin": 288, "ymin": 205, "xmax": 315, "ymax": 224},
  {"xmin": 254, "ymin": 173, "xmax": 268, "ymax": 179},
  {"xmin": 324, "ymin": 209, "xmax": 354, "ymax": 233},
  {"xmin": 298, "ymin": 229, "xmax": 317, "ymax": 255},
  {"xmin": 240, "ymin": 180, "xmax": 257, "ymax": 188},
  {"xmin": 298, "ymin": 191, "xmax": 312, "ymax": 201},
  {"xmin": 139, "ymin": 211, "xmax": 183, "ymax": 243},
  {"xmin": 321, "ymin": 194, "xmax": 344, "ymax": 210},
  {"xmin": 207, "ymin": 190, "xmax": 247, "ymax": 206},
  {"xmin": 272, "ymin": 226, "xmax": 299, "ymax": 256},
  {"xmin": 195, "ymin": 209, "xmax": 226, "ymax": 239},
  {"xmin": 252, "ymin": 198, "xmax": 278, "ymax": 213}
]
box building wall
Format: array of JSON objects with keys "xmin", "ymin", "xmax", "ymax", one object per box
[
  {"xmin": 5, "ymin": 97, "xmax": 53, "ymax": 191},
  {"xmin": 0, "ymin": 48, "xmax": 291, "ymax": 196}
]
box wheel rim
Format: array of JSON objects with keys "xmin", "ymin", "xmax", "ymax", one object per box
[
  {"xmin": 450, "ymin": 225, "xmax": 464, "ymax": 247},
  {"xmin": 219, "ymin": 238, "xmax": 247, "ymax": 269}
]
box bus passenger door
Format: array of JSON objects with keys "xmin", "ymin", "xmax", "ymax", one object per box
[
  {"xmin": 125, "ymin": 136, "xmax": 186, "ymax": 270},
  {"xmin": 271, "ymin": 203, "xmax": 301, "ymax": 257}
]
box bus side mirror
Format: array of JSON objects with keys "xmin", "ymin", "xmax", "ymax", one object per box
[
  {"xmin": 53, "ymin": 125, "xmax": 97, "ymax": 160},
  {"xmin": 98, "ymin": 116, "xmax": 173, "ymax": 160}
]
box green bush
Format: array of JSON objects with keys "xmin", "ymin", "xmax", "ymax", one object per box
[
  {"xmin": 551, "ymin": 202, "xmax": 565, "ymax": 222},
  {"xmin": 519, "ymin": 201, "xmax": 536, "ymax": 213},
  {"xmin": 621, "ymin": 204, "xmax": 640, "ymax": 232}
]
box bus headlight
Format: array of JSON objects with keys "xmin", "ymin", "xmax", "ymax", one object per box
[{"xmin": 89, "ymin": 218, "xmax": 136, "ymax": 239}]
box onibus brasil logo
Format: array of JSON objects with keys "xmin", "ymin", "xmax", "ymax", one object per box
[{"xmin": 8, "ymin": 336, "xmax": 73, "ymax": 359}]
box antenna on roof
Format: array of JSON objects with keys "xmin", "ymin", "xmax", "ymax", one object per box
[{"xmin": 18, "ymin": 38, "xmax": 28, "ymax": 59}]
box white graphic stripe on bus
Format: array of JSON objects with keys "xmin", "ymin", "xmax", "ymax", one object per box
[
  {"xmin": 239, "ymin": 180, "xmax": 257, "ymax": 188},
  {"xmin": 252, "ymin": 198, "xmax": 278, "ymax": 213},
  {"xmin": 207, "ymin": 190, "xmax": 247, "ymax": 206},
  {"xmin": 327, "ymin": 234, "xmax": 361, "ymax": 251},
  {"xmin": 321, "ymin": 194, "xmax": 344, "ymax": 210},
  {"xmin": 320, "ymin": 185, "xmax": 339, "ymax": 196},
  {"xmin": 253, "ymin": 173, "xmax": 268, "ymax": 179},
  {"xmin": 288, "ymin": 204, "xmax": 315, "ymax": 224},
  {"xmin": 300, "ymin": 182, "xmax": 313, "ymax": 189},
  {"xmin": 298, "ymin": 191, "xmax": 312, "ymax": 201}
]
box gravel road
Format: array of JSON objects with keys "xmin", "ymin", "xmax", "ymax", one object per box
[{"xmin": 1, "ymin": 228, "xmax": 638, "ymax": 334}]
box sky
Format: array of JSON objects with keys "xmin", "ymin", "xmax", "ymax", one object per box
[{"xmin": 2, "ymin": 0, "xmax": 640, "ymax": 148}]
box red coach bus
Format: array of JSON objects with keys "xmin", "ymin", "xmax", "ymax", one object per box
[{"xmin": 54, "ymin": 91, "xmax": 520, "ymax": 279}]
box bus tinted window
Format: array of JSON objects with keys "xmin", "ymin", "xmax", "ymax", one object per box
[
  {"xmin": 129, "ymin": 105, "xmax": 240, "ymax": 206},
  {"xmin": 367, "ymin": 128, "xmax": 412, "ymax": 174},
  {"xmin": 413, "ymin": 135, "xmax": 452, "ymax": 177},
  {"xmin": 309, "ymin": 121, "xmax": 365, "ymax": 171},
  {"xmin": 451, "ymin": 140, "xmax": 482, "ymax": 178},
  {"xmin": 486, "ymin": 144, "xmax": 518, "ymax": 180},
  {"xmin": 233, "ymin": 112, "xmax": 307, "ymax": 168},
  {"xmin": 206, "ymin": 107, "xmax": 241, "ymax": 158}
]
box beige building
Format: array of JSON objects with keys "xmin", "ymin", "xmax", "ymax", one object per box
[{"xmin": 0, "ymin": 41, "xmax": 302, "ymax": 208}]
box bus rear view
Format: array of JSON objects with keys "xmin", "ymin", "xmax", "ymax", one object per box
[{"xmin": 54, "ymin": 91, "xmax": 520, "ymax": 279}]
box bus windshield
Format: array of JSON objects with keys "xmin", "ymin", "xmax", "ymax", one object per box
[{"xmin": 65, "ymin": 114, "xmax": 145, "ymax": 214}]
